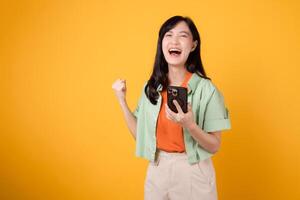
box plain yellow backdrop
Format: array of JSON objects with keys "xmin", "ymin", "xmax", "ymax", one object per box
[{"xmin": 1, "ymin": 0, "xmax": 300, "ymax": 199}]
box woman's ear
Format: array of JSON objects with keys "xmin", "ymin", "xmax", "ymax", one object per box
[{"xmin": 191, "ymin": 40, "xmax": 198, "ymax": 52}]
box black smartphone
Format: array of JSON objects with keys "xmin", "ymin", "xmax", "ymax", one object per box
[{"xmin": 167, "ymin": 86, "xmax": 188, "ymax": 113}]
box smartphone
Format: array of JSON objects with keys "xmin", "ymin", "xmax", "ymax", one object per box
[{"xmin": 167, "ymin": 86, "xmax": 188, "ymax": 113}]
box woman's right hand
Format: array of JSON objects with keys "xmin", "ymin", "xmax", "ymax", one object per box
[{"xmin": 112, "ymin": 79, "xmax": 127, "ymax": 102}]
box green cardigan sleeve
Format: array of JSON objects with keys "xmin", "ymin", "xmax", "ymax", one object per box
[{"xmin": 203, "ymin": 84, "xmax": 231, "ymax": 132}]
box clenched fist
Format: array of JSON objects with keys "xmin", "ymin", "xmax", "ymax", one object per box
[{"xmin": 112, "ymin": 79, "xmax": 127, "ymax": 102}]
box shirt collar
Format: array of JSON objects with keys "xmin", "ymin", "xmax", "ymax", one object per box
[{"xmin": 187, "ymin": 73, "xmax": 202, "ymax": 94}]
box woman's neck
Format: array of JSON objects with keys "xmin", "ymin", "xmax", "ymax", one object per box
[{"xmin": 168, "ymin": 65, "xmax": 187, "ymax": 86}]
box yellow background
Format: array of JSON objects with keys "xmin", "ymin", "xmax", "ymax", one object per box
[{"xmin": 1, "ymin": 0, "xmax": 300, "ymax": 199}]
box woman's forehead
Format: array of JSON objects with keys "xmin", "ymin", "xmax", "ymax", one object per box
[{"xmin": 167, "ymin": 21, "xmax": 191, "ymax": 34}]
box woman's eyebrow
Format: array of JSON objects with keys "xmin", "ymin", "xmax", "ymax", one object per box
[
  {"xmin": 179, "ymin": 31, "xmax": 190, "ymax": 35},
  {"xmin": 168, "ymin": 30, "xmax": 190, "ymax": 35}
]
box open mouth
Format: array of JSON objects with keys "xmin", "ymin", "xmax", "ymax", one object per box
[{"xmin": 168, "ymin": 48, "xmax": 182, "ymax": 56}]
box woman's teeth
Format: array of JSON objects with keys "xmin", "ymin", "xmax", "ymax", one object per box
[{"xmin": 169, "ymin": 49, "xmax": 182, "ymax": 56}]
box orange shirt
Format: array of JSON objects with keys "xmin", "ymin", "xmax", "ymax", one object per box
[{"xmin": 156, "ymin": 71, "xmax": 193, "ymax": 152}]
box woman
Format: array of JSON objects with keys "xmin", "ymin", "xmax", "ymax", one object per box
[{"xmin": 112, "ymin": 15, "xmax": 231, "ymax": 200}]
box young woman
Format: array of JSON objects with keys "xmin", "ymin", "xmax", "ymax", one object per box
[{"xmin": 112, "ymin": 15, "xmax": 231, "ymax": 200}]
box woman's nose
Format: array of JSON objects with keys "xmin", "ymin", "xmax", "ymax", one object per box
[{"xmin": 170, "ymin": 36, "xmax": 179, "ymax": 44}]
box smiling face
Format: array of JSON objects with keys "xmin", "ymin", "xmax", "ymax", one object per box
[{"xmin": 162, "ymin": 21, "xmax": 198, "ymax": 68}]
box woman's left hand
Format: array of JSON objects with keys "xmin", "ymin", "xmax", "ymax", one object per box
[{"xmin": 165, "ymin": 100, "xmax": 196, "ymax": 129}]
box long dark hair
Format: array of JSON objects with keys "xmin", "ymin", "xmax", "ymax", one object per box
[{"xmin": 145, "ymin": 15, "xmax": 210, "ymax": 105}]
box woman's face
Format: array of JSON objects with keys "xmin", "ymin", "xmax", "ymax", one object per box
[{"xmin": 162, "ymin": 21, "xmax": 198, "ymax": 68}]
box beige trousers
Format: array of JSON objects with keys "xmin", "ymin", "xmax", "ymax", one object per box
[{"xmin": 144, "ymin": 150, "xmax": 218, "ymax": 200}]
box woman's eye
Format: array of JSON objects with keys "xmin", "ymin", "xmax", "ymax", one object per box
[
  {"xmin": 165, "ymin": 34, "xmax": 172, "ymax": 37},
  {"xmin": 180, "ymin": 35, "xmax": 188, "ymax": 38}
]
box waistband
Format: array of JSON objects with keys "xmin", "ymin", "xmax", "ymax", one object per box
[
  {"xmin": 156, "ymin": 149, "xmax": 187, "ymax": 158},
  {"xmin": 150, "ymin": 149, "xmax": 188, "ymax": 166}
]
